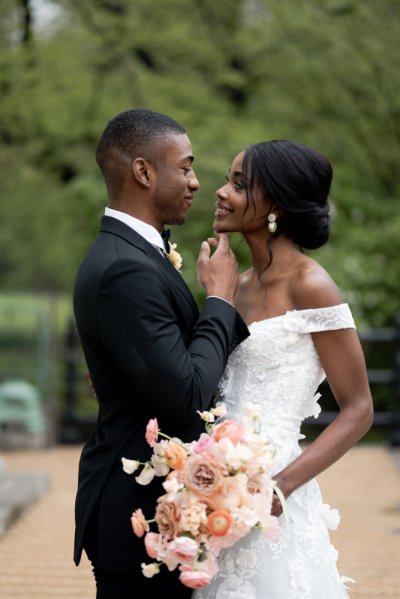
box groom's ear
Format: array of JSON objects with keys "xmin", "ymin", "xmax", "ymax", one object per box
[{"xmin": 131, "ymin": 157, "xmax": 154, "ymax": 188}]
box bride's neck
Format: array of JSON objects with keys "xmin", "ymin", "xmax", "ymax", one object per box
[{"xmin": 244, "ymin": 232, "xmax": 299, "ymax": 277}]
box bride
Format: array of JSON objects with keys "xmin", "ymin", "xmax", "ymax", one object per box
[{"xmin": 194, "ymin": 140, "xmax": 373, "ymax": 599}]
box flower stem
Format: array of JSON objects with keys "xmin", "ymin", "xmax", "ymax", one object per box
[{"xmin": 158, "ymin": 432, "xmax": 187, "ymax": 449}]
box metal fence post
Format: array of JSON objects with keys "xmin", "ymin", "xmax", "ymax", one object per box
[
  {"xmin": 60, "ymin": 317, "xmax": 80, "ymax": 443},
  {"xmin": 390, "ymin": 313, "xmax": 400, "ymax": 446}
]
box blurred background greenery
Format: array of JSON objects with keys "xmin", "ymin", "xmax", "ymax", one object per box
[{"xmin": 0, "ymin": 0, "xmax": 399, "ymax": 443}]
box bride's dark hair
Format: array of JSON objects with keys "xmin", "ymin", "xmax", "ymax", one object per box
[{"xmin": 242, "ymin": 140, "xmax": 332, "ymax": 250}]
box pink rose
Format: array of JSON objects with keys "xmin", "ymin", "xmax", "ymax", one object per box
[
  {"xmin": 212, "ymin": 420, "xmax": 245, "ymax": 444},
  {"xmin": 193, "ymin": 433, "xmax": 213, "ymax": 455},
  {"xmin": 179, "ymin": 570, "xmax": 212, "ymax": 589},
  {"xmin": 162, "ymin": 547, "xmax": 180, "ymax": 571},
  {"xmin": 144, "ymin": 532, "xmax": 161, "ymax": 559},
  {"xmin": 168, "ymin": 536, "xmax": 199, "ymax": 562},
  {"xmin": 131, "ymin": 508, "xmax": 149, "ymax": 537},
  {"xmin": 199, "ymin": 553, "xmax": 219, "ymax": 579},
  {"xmin": 145, "ymin": 418, "xmax": 159, "ymax": 447}
]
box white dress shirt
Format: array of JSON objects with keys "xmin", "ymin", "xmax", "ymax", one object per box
[{"xmin": 105, "ymin": 207, "xmax": 165, "ymax": 254}]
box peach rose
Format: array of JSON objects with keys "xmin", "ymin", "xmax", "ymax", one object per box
[
  {"xmin": 145, "ymin": 418, "xmax": 159, "ymax": 447},
  {"xmin": 131, "ymin": 508, "xmax": 149, "ymax": 537},
  {"xmin": 183, "ymin": 455, "xmax": 223, "ymax": 496},
  {"xmin": 179, "ymin": 570, "xmax": 212, "ymax": 589},
  {"xmin": 155, "ymin": 499, "xmax": 180, "ymax": 538},
  {"xmin": 164, "ymin": 441, "xmax": 187, "ymax": 470},
  {"xmin": 212, "ymin": 420, "xmax": 245, "ymax": 444},
  {"xmin": 206, "ymin": 473, "xmax": 247, "ymax": 511}
]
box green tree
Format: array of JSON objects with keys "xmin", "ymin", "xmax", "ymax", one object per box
[{"xmin": 0, "ymin": 0, "xmax": 399, "ymax": 326}]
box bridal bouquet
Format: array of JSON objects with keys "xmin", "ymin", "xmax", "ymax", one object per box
[{"xmin": 122, "ymin": 403, "xmax": 284, "ymax": 589}]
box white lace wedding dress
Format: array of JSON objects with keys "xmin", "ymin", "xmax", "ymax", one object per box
[{"xmin": 194, "ymin": 303, "xmax": 355, "ymax": 599}]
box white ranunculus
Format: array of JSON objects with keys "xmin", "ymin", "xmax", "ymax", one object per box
[
  {"xmin": 121, "ymin": 457, "xmax": 140, "ymax": 474},
  {"xmin": 197, "ymin": 410, "xmax": 215, "ymax": 422},
  {"xmin": 141, "ymin": 562, "xmax": 160, "ymax": 578},
  {"xmin": 232, "ymin": 505, "xmax": 259, "ymax": 529},
  {"xmin": 211, "ymin": 403, "xmax": 227, "ymax": 418},
  {"xmin": 135, "ymin": 466, "xmax": 156, "ymax": 485},
  {"xmin": 162, "ymin": 477, "xmax": 183, "ymax": 496},
  {"xmin": 217, "ymin": 438, "xmax": 252, "ymax": 470},
  {"xmin": 151, "ymin": 454, "xmax": 170, "ymax": 477}
]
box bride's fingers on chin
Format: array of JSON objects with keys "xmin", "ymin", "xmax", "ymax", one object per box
[{"xmin": 207, "ymin": 237, "xmax": 219, "ymax": 247}]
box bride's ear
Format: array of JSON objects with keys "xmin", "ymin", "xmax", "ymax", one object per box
[{"xmin": 268, "ymin": 204, "xmax": 284, "ymax": 220}]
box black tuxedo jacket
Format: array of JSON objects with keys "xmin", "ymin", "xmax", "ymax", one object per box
[{"xmin": 73, "ymin": 216, "xmax": 249, "ymax": 574}]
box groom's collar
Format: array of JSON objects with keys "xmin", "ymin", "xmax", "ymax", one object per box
[
  {"xmin": 104, "ymin": 207, "xmax": 165, "ymax": 253},
  {"xmin": 100, "ymin": 215, "xmax": 154, "ymax": 255}
]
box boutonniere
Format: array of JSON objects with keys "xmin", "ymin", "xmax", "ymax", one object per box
[{"xmin": 163, "ymin": 242, "xmax": 183, "ymax": 271}]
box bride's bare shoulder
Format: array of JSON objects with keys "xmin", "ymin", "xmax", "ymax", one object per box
[{"xmin": 291, "ymin": 258, "xmax": 343, "ymax": 310}]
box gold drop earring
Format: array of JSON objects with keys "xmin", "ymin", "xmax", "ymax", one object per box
[{"xmin": 267, "ymin": 213, "xmax": 277, "ymax": 233}]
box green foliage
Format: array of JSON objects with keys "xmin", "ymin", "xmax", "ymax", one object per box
[{"xmin": 0, "ymin": 0, "xmax": 399, "ymax": 327}]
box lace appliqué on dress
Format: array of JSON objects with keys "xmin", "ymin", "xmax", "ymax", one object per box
[{"xmin": 194, "ymin": 304, "xmax": 355, "ymax": 599}]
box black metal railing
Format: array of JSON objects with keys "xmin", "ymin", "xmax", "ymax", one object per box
[
  {"xmin": 304, "ymin": 315, "xmax": 400, "ymax": 445},
  {"xmin": 60, "ymin": 314, "xmax": 400, "ymax": 446}
]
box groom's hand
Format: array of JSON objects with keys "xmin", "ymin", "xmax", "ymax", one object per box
[{"xmin": 197, "ymin": 233, "xmax": 239, "ymax": 304}]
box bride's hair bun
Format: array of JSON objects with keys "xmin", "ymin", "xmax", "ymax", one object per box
[
  {"xmin": 284, "ymin": 202, "xmax": 330, "ymax": 249},
  {"xmin": 243, "ymin": 140, "xmax": 332, "ymax": 250}
]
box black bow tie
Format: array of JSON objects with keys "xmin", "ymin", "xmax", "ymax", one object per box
[{"xmin": 161, "ymin": 228, "xmax": 171, "ymax": 254}]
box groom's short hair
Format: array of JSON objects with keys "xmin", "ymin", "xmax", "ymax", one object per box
[{"xmin": 96, "ymin": 108, "xmax": 186, "ymax": 196}]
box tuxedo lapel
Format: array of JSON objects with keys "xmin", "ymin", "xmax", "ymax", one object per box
[
  {"xmin": 160, "ymin": 251, "xmax": 200, "ymax": 316},
  {"xmin": 100, "ymin": 216, "xmax": 199, "ymax": 318}
]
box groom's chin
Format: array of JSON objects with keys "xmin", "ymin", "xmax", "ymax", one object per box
[{"xmin": 167, "ymin": 215, "xmax": 186, "ymax": 226}]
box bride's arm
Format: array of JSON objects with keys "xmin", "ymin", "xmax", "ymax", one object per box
[{"xmin": 271, "ymin": 273, "xmax": 374, "ymax": 515}]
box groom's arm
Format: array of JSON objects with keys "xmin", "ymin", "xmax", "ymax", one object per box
[{"xmin": 96, "ymin": 258, "xmax": 249, "ymax": 429}]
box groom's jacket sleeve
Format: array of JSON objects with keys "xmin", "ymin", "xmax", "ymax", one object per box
[{"xmin": 95, "ymin": 257, "xmax": 249, "ymax": 428}]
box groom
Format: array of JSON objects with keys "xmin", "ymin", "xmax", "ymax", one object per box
[{"xmin": 73, "ymin": 108, "xmax": 249, "ymax": 598}]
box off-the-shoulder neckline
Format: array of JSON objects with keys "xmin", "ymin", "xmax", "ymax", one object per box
[{"xmin": 247, "ymin": 303, "xmax": 349, "ymax": 328}]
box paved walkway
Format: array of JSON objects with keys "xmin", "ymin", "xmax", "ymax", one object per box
[{"xmin": 0, "ymin": 445, "xmax": 399, "ymax": 598}]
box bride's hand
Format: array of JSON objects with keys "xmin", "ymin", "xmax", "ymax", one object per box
[{"xmin": 271, "ymin": 490, "xmax": 283, "ymax": 517}]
